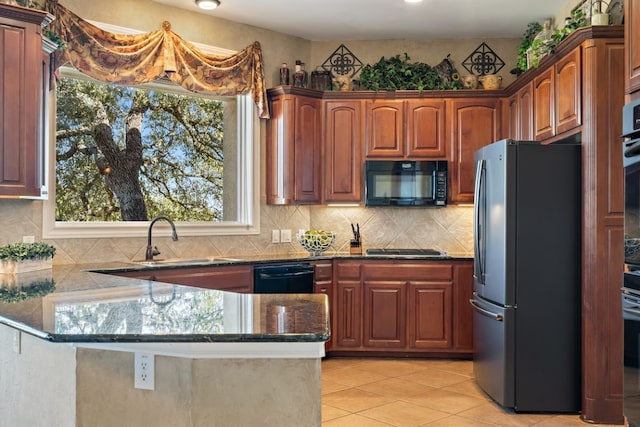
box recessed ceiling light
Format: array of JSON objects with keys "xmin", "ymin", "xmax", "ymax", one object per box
[
  {"xmin": 196, "ymin": 0, "xmax": 221, "ymax": 10},
  {"xmin": 404, "ymin": 0, "xmax": 423, "ymax": 3}
]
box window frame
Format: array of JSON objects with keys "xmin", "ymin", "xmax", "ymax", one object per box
[{"xmin": 42, "ymin": 21, "xmax": 260, "ymax": 239}]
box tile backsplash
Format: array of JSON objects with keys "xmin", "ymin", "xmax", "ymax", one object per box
[{"xmin": 0, "ymin": 200, "xmax": 473, "ymax": 264}]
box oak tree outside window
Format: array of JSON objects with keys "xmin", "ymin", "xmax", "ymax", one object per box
[{"xmin": 42, "ymin": 44, "xmax": 259, "ymax": 238}]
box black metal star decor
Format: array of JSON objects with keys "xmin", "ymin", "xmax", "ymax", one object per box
[
  {"xmin": 321, "ymin": 44, "xmax": 363, "ymax": 77},
  {"xmin": 462, "ymin": 42, "xmax": 505, "ymax": 76}
]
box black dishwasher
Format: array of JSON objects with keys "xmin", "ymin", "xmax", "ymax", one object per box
[{"xmin": 253, "ymin": 264, "xmax": 315, "ymax": 293}]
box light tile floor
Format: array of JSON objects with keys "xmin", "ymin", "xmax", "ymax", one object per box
[{"xmin": 321, "ymin": 358, "xmax": 624, "ymax": 427}]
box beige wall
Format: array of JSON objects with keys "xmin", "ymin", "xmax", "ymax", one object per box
[{"xmin": 0, "ymin": 0, "xmax": 585, "ymax": 263}]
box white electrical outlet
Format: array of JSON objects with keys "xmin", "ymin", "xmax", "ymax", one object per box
[
  {"xmin": 271, "ymin": 229, "xmax": 280, "ymax": 243},
  {"xmin": 281, "ymin": 229, "xmax": 292, "ymax": 243},
  {"xmin": 22, "ymin": 236, "xmax": 35, "ymax": 244},
  {"xmin": 134, "ymin": 352, "xmax": 155, "ymax": 390}
]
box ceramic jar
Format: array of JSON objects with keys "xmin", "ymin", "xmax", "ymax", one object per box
[
  {"xmin": 480, "ymin": 74, "xmax": 502, "ymax": 90},
  {"xmin": 461, "ymin": 75, "xmax": 479, "ymax": 89}
]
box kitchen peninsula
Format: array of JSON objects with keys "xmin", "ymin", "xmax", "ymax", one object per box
[{"xmin": 0, "ymin": 264, "xmax": 329, "ymax": 427}]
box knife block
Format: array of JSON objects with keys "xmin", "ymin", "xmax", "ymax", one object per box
[{"xmin": 350, "ymin": 239, "xmax": 362, "ymax": 255}]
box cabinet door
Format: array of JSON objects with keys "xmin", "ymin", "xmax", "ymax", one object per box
[
  {"xmin": 324, "ymin": 101, "xmax": 363, "ymax": 203},
  {"xmin": 555, "ymin": 47, "xmax": 581, "ymax": 134},
  {"xmin": 265, "ymin": 95, "xmax": 295, "ymax": 204},
  {"xmin": 627, "ymin": 0, "xmax": 640, "ymax": 93},
  {"xmin": 407, "ymin": 282, "xmax": 452, "ymax": 349},
  {"xmin": 505, "ymin": 93, "xmax": 519, "ymax": 140},
  {"xmin": 265, "ymin": 94, "xmax": 321, "ymax": 204},
  {"xmin": 294, "ymin": 96, "xmax": 322, "ymax": 203},
  {"xmin": 533, "ymin": 67, "xmax": 555, "ymax": 140},
  {"xmin": 518, "ymin": 82, "xmax": 534, "ymax": 141},
  {"xmin": 312, "ymin": 261, "xmax": 333, "ymax": 351},
  {"xmin": 452, "ymin": 262, "xmax": 474, "ymax": 351},
  {"xmin": 406, "ymin": 99, "xmax": 447, "ymax": 158},
  {"xmin": 365, "ymin": 100, "xmax": 404, "ymax": 157},
  {"xmin": 363, "ymin": 281, "xmax": 406, "ymax": 348},
  {"xmin": 335, "ymin": 280, "xmax": 362, "ymax": 349},
  {"xmin": 449, "ymin": 98, "xmax": 501, "ymax": 203},
  {"xmin": 0, "ymin": 9, "xmax": 46, "ymax": 197},
  {"xmin": 333, "ymin": 262, "xmax": 362, "ymax": 349}
]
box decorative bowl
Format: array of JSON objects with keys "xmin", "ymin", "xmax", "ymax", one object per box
[{"xmin": 297, "ymin": 230, "xmax": 335, "ymax": 257}]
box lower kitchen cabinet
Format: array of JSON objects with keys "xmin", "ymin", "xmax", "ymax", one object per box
[
  {"xmin": 312, "ymin": 260, "xmax": 334, "ymax": 351},
  {"xmin": 330, "ymin": 259, "xmax": 473, "ymax": 356},
  {"xmin": 112, "ymin": 265, "xmax": 254, "ymax": 293}
]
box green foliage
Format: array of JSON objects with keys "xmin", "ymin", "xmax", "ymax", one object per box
[
  {"xmin": 55, "ymin": 77, "xmax": 227, "ymax": 222},
  {"xmin": 0, "ymin": 242, "xmax": 56, "ymax": 261},
  {"xmin": 355, "ymin": 53, "xmax": 462, "ymax": 91},
  {"xmin": 0, "ymin": 279, "xmax": 56, "ymax": 303},
  {"xmin": 517, "ymin": 22, "xmax": 543, "ymax": 71},
  {"xmin": 519, "ymin": 9, "xmax": 588, "ymax": 71}
]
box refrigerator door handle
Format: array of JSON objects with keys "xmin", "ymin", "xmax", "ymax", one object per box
[
  {"xmin": 469, "ymin": 298, "xmax": 503, "ymax": 321},
  {"xmin": 473, "ymin": 159, "xmax": 486, "ymax": 284}
]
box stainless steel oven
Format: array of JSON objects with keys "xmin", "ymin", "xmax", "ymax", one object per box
[{"xmin": 624, "ymin": 98, "xmax": 640, "ymax": 426}]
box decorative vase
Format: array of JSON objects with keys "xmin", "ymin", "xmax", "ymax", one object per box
[
  {"xmin": 479, "ymin": 74, "xmax": 502, "ymax": 90},
  {"xmin": 461, "ymin": 75, "xmax": 479, "ymax": 89},
  {"xmin": 591, "ymin": 13, "xmax": 609, "ymax": 25}
]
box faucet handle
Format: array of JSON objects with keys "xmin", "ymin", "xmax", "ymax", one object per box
[{"xmin": 152, "ymin": 246, "xmax": 161, "ymax": 257}]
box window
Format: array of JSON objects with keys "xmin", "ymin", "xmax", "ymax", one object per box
[{"xmin": 43, "ymin": 23, "xmax": 259, "ymax": 239}]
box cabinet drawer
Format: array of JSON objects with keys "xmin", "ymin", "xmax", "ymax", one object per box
[{"xmin": 362, "ymin": 263, "xmax": 453, "ymax": 281}]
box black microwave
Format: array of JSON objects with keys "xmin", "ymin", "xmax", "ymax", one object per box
[{"xmin": 365, "ymin": 160, "xmax": 447, "ymax": 206}]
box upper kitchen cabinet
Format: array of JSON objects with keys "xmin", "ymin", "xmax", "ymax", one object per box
[
  {"xmin": 266, "ymin": 89, "xmax": 322, "ymax": 204},
  {"xmin": 0, "ymin": 4, "xmax": 53, "ymax": 197},
  {"xmin": 533, "ymin": 66, "xmax": 555, "ymax": 140},
  {"xmin": 627, "ymin": 0, "xmax": 640, "ymax": 95},
  {"xmin": 504, "ymin": 82, "xmax": 534, "ymax": 141},
  {"xmin": 448, "ymin": 98, "xmax": 501, "ymax": 203},
  {"xmin": 510, "ymin": 46, "xmax": 581, "ymax": 142},
  {"xmin": 554, "ymin": 47, "xmax": 581, "ymax": 134},
  {"xmin": 365, "ymin": 99, "xmax": 447, "ymax": 159},
  {"xmin": 365, "ymin": 100, "xmax": 404, "ymax": 157},
  {"xmin": 324, "ymin": 100, "xmax": 363, "ymax": 203}
]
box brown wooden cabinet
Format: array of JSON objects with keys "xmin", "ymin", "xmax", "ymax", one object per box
[
  {"xmin": 533, "ymin": 67, "xmax": 555, "ymax": 140},
  {"xmin": 365, "ymin": 100, "xmax": 404, "ymax": 157},
  {"xmin": 627, "ymin": 0, "xmax": 640, "ymax": 94},
  {"xmin": 365, "ymin": 99, "xmax": 447, "ymax": 159},
  {"xmin": 266, "ymin": 92, "xmax": 322, "ymax": 204},
  {"xmin": 333, "ymin": 261, "xmax": 362, "ymax": 349},
  {"xmin": 0, "ymin": 5, "xmax": 52, "ymax": 197},
  {"xmin": 555, "ymin": 47, "xmax": 582, "ymax": 134},
  {"xmin": 311, "ymin": 260, "xmax": 333, "ymax": 351},
  {"xmin": 448, "ymin": 98, "xmax": 501, "ymax": 203},
  {"xmin": 112, "ymin": 265, "xmax": 254, "ymax": 293},
  {"xmin": 331, "ymin": 259, "xmax": 472, "ymax": 356},
  {"xmin": 323, "ymin": 100, "xmax": 363, "ymax": 203}
]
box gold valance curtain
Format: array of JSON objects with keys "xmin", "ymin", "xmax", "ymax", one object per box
[{"xmin": 47, "ymin": 1, "xmax": 269, "ymax": 118}]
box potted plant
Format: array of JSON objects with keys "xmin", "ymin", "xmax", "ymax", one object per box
[{"xmin": 0, "ymin": 242, "xmax": 56, "ymax": 274}]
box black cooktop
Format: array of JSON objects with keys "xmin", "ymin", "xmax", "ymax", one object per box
[{"xmin": 365, "ymin": 248, "xmax": 447, "ymax": 258}]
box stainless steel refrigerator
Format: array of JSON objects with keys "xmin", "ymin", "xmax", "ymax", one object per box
[{"xmin": 471, "ymin": 139, "xmax": 581, "ymax": 413}]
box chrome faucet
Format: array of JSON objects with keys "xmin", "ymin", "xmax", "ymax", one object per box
[{"xmin": 146, "ymin": 216, "xmax": 179, "ymax": 261}]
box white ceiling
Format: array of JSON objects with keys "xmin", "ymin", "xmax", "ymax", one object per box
[{"xmin": 151, "ymin": 0, "xmax": 567, "ymax": 40}]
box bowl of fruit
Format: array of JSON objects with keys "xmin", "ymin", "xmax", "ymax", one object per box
[{"xmin": 297, "ymin": 230, "xmax": 335, "ymax": 257}]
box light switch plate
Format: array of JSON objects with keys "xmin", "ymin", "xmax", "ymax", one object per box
[
  {"xmin": 281, "ymin": 229, "xmax": 292, "ymax": 243},
  {"xmin": 271, "ymin": 229, "xmax": 280, "ymax": 243}
]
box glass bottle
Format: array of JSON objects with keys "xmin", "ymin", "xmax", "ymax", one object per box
[
  {"xmin": 293, "ymin": 60, "xmax": 305, "ymax": 87},
  {"xmin": 279, "ymin": 62, "xmax": 290, "ymax": 86}
]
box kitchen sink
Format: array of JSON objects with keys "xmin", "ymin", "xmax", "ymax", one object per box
[{"xmin": 131, "ymin": 257, "xmax": 242, "ymax": 267}]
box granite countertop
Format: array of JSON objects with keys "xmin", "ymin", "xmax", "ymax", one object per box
[
  {"xmin": 0, "ymin": 253, "xmax": 471, "ymax": 345},
  {"xmin": 0, "ymin": 264, "xmax": 329, "ymax": 344}
]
